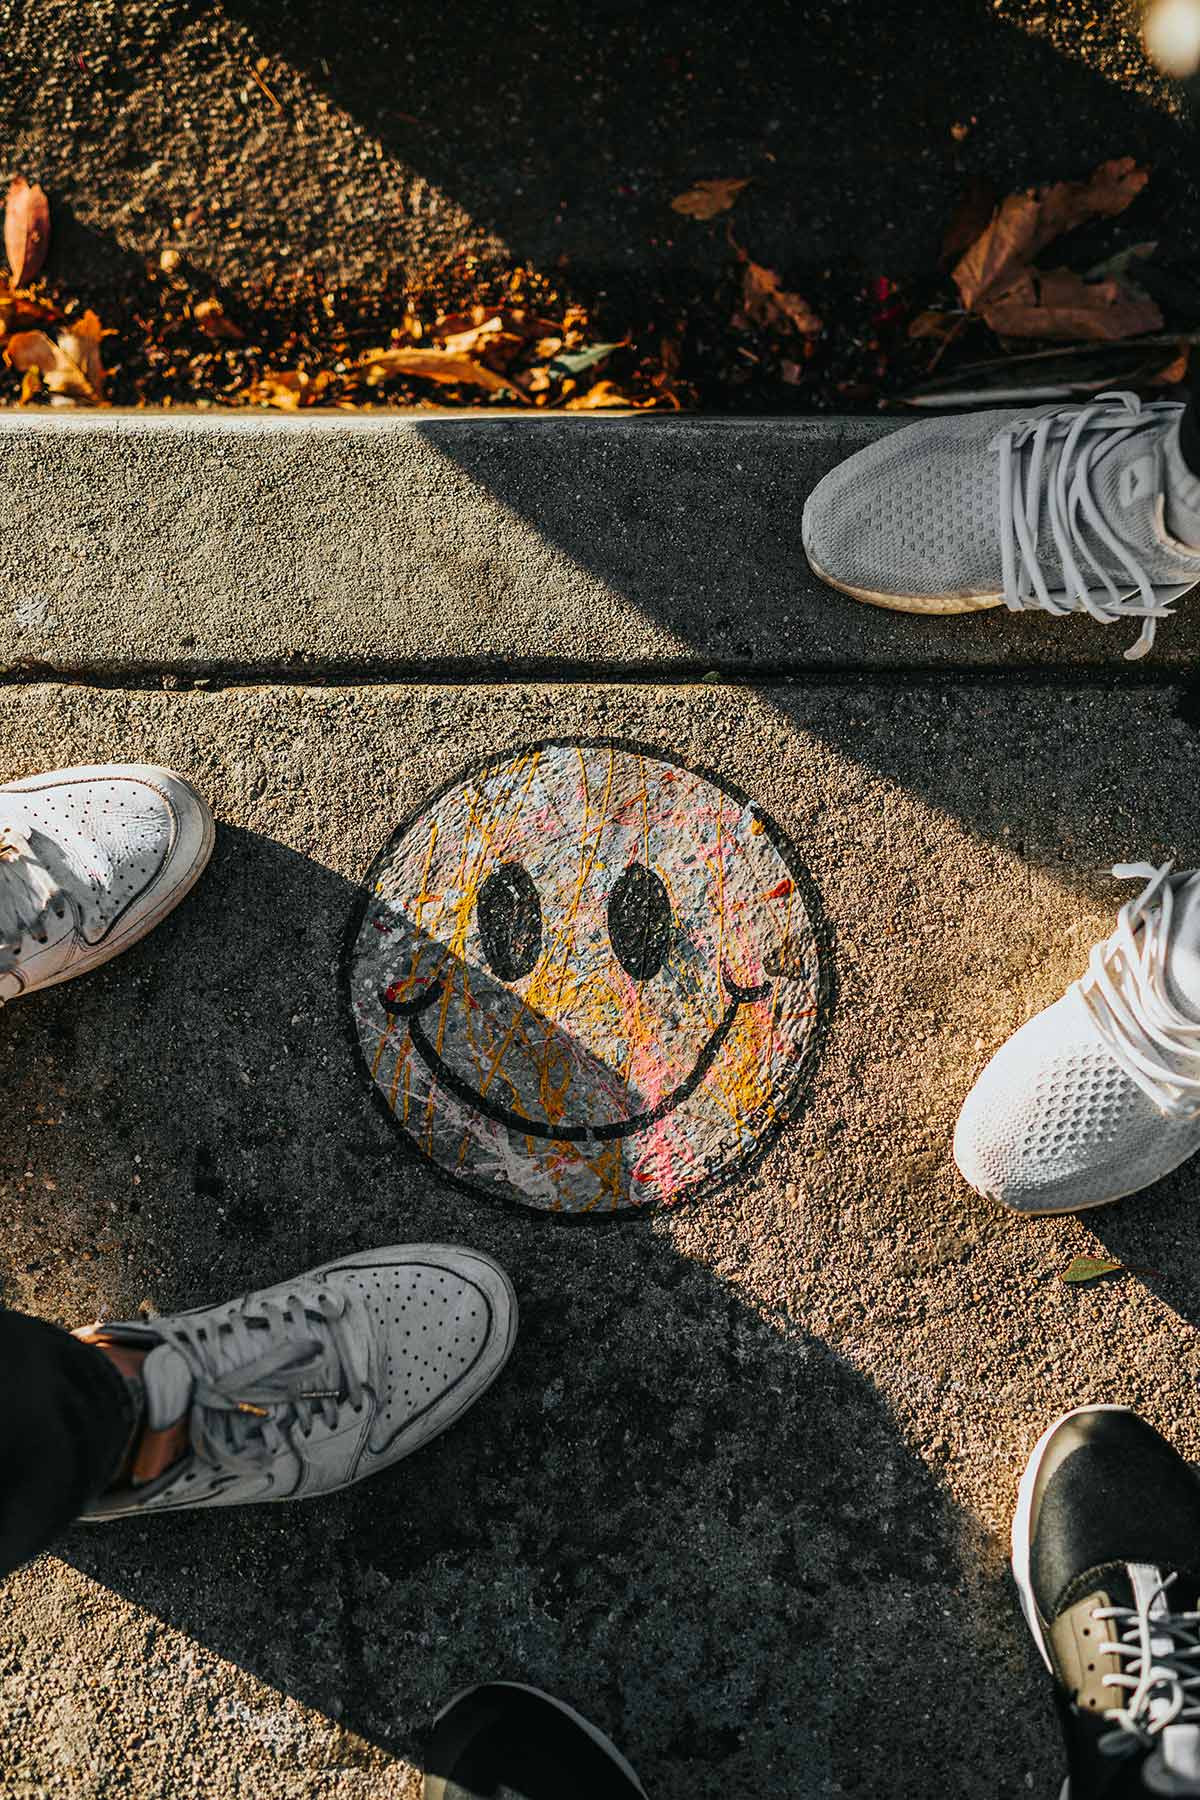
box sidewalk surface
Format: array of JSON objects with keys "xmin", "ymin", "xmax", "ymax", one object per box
[{"xmin": 5, "ymin": 414, "xmax": 1200, "ymax": 1800}]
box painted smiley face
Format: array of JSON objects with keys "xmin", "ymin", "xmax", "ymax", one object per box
[{"xmin": 344, "ymin": 739, "xmax": 829, "ymax": 1214}]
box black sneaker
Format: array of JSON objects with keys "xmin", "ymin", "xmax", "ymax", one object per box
[
  {"xmin": 1013, "ymin": 1405, "xmax": 1200, "ymax": 1798},
  {"xmin": 423, "ymin": 1682, "xmax": 647, "ymax": 1800}
]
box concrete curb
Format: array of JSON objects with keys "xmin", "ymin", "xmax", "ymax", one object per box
[{"xmin": 3, "ymin": 411, "xmax": 1196, "ymax": 677}]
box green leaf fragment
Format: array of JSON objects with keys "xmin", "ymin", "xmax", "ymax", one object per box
[
  {"xmin": 550, "ymin": 342, "xmax": 623, "ymax": 376},
  {"xmin": 1060, "ymin": 1254, "xmax": 1125, "ymax": 1284}
]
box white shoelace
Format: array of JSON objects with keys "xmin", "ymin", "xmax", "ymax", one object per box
[
  {"xmin": 0, "ymin": 819, "xmax": 98, "ymax": 963},
  {"xmin": 162, "ymin": 1286, "xmax": 366, "ymax": 1476},
  {"xmin": 1093, "ymin": 1574, "xmax": 1200, "ymax": 1758},
  {"xmin": 993, "ymin": 392, "xmax": 1194, "ymax": 662},
  {"xmin": 1076, "ymin": 862, "xmax": 1200, "ymax": 1121}
]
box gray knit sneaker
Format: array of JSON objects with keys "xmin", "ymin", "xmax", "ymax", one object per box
[
  {"xmin": 77, "ymin": 1245, "xmax": 517, "ymax": 1517},
  {"xmin": 0, "ymin": 762, "xmax": 214, "ymax": 1003},
  {"xmin": 802, "ymin": 394, "xmax": 1200, "ymax": 660}
]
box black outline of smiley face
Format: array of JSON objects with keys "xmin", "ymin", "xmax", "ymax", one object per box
[{"xmin": 341, "ymin": 736, "xmax": 835, "ymax": 1219}]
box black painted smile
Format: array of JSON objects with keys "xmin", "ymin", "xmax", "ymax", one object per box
[{"xmin": 378, "ymin": 964, "xmax": 771, "ymax": 1142}]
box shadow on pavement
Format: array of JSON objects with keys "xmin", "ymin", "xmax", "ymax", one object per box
[
  {"xmin": 222, "ymin": 0, "xmax": 1195, "ymax": 299},
  {"xmin": 0, "ymin": 826, "xmax": 1056, "ymax": 1796}
]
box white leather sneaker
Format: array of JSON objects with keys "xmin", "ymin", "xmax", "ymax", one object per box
[
  {"xmin": 0, "ymin": 762, "xmax": 214, "ymax": 1004},
  {"xmin": 955, "ymin": 863, "xmax": 1200, "ymax": 1213},
  {"xmin": 77, "ymin": 1245, "xmax": 518, "ymax": 1517}
]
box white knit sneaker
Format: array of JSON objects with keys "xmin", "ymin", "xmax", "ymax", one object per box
[
  {"xmin": 0, "ymin": 762, "xmax": 214, "ymax": 1003},
  {"xmin": 955, "ymin": 864, "xmax": 1200, "ymax": 1213},
  {"xmin": 802, "ymin": 393, "xmax": 1200, "ymax": 660},
  {"xmin": 77, "ymin": 1245, "xmax": 518, "ymax": 1517}
]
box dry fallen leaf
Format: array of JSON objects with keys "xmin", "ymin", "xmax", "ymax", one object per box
[
  {"xmin": 1151, "ymin": 347, "xmax": 1191, "ymax": 385},
  {"xmin": 562, "ymin": 379, "xmax": 635, "ymax": 410},
  {"xmin": 432, "ymin": 306, "xmax": 559, "ymax": 345},
  {"xmin": 981, "ymin": 268, "xmax": 1163, "ymax": 341},
  {"xmin": 940, "ymin": 178, "xmax": 998, "ymax": 268},
  {"xmin": 908, "ymin": 309, "xmax": 955, "ymax": 341},
  {"xmin": 551, "ymin": 341, "xmax": 623, "ymax": 375},
  {"xmin": 5, "ymin": 309, "xmax": 108, "ymax": 406},
  {"xmin": 438, "ymin": 314, "xmax": 510, "ymax": 357},
  {"xmin": 741, "ymin": 260, "xmax": 822, "ymax": 337},
  {"xmin": 241, "ymin": 369, "xmax": 335, "ymax": 410},
  {"xmin": 953, "ymin": 157, "xmax": 1150, "ymax": 312},
  {"xmin": 193, "ymin": 298, "xmax": 244, "ymax": 342},
  {"xmin": 360, "ymin": 345, "xmax": 530, "ymax": 400},
  {"xmin": 5, "ymin": 178, "xmax": 50, "ymax": 287},
  {"xmin": 0, "ymin": 282, "xmax": 62, "ymax": 341},
  {"xmin": 670, "ymin": 177, "xmax": 750, "ymax": 220}
]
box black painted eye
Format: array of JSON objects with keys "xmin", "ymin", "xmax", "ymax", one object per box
[
  {"xmin": 607, "ymin": 862, "xmax": 672, "ymax": 982},
  {"xmin": 476, "ymin": 861, "xmax": 543, "ymax": 980}
]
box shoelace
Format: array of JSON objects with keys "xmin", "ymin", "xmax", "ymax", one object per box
[
  {"xmin": 1093, "ymin": 1574, "xmax": 1200, "ymax": 1758},
  {"xmin": 1075, "ymin": 862, "xmax": 1200, "ymax": 1121},
  {"xmin": 993, "ymin": 391, "xmax": 1194, "ymax": 662},
  {"xmin": 161, "ymin": 1287, "xmax": 366, "ymax": 1476},
  {"xmin": 0, "ymin": 818, "xmax": 99, "ymax": 963}
]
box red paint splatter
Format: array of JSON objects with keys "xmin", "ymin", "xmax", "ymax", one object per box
[{"xmin": 762, "ymin": 878, "xmax": 793, "ymax": 900}]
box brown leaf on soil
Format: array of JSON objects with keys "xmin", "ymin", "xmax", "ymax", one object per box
[
  {"xmin": 431, "ymin": 306, "xmax": 559, "ymax": 346},
  {"xmin": 908, "ymin": 309, "xmax": 955, "ymax": 341},
  {"xmin": 741, "ymin": 260, "xmax": 822, "ymax": 336},
  {"xmin": 437, "ymin": 316, "xmax": 528, "ymax": 369},
  {"xmin": 670, "ymin": 177, "xmax": 750, "ymax": 220},
  {"xmin": 1151, "ymin": 347, "xmax": 1191, "ymax": 385},
  {"xmin": 5, "ymin": 309, "xmax": 108, "ymax": 405},
  {"xmin": 953, "ymin": 157, "xmax": 1150, "ymax": 311},
  {"xmin": 563, "ymin": 379, "xmax": 635, "ymax": 410},
  {"xmin": 193, "ymin": 298, "xmax": 244, "ymax": 342},
  {"xmin": 980, "ymin": 268, "xmax": 1163, "ymax": 341},
  {"xmin": 359, "ymin": 345, "xmax": 530, "ymax": 400},
  {"xmin": 241, "ymin": 369, "xmax": 334, "ymax": 410},
  {"xmin": 438, "ymin": 314, "xmax": 508, "ymax": 356},
  {"xmin": 0, "ymin": 282, "xmax": 62, "ymax": 340},
  {"xmin": 940, "ymin": 178, "xmax": 997, "ymax": 267},
  {"xmin": 5, "ymin": 179, "xmax": 50, "ymax": 287}
]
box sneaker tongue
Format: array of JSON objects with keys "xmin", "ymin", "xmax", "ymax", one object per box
[
  {"xmin": 1073, "ymin": 415, "xmax": 1191, "ymax": 589},
  {"xmin": 1165, "ymin": 876, "xmax": 1200, "ymax": 1017},
  {"xmin": 141, "ymin": 1342, "xmax": 194, "ymax": 1429}
]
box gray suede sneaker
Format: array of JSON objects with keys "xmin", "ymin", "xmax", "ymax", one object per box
[
  {"xmin": 802, "ymin": 394, "xmax": 1200, "ymax": 660},
  {"xmin": 0, "ymin": 762, "xmax": 214, "ymax": 1003},
  {"xmin": 76, "ymin": 1245, "xmax": 517, "ymax": 1517}
]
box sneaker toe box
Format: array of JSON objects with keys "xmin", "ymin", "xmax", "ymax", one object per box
[
  {"xmin": 954, "ymin": 993, "xmax": 1200, "ymax": 1213},
  {"xmin": 802, "ymin": 413, "xmax": 1007, "ymax": 608},
  {"xmin": 326, "ymin": 1246, "xmax": 517, "ymax": 1463}
]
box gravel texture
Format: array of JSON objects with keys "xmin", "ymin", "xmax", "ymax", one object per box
[{"xmin": 3, "ymin": 678, "xmax": 1200, "ymax": 1796}]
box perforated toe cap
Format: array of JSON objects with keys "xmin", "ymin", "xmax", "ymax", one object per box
[
  {"xmin": 325, "ymin": 1247, "xmax": 516, "ymax": 1460},
  {"xmin": 954, "ymin": 991, "xmax": 1200, "ymax": 1213}
]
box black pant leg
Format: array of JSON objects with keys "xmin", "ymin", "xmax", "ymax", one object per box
[
  {"xmin": 0, "ymin": 1309, "xmax": 135, "ymax": 1578},
  {"xmin": 1182, "ymin": 356, "xmax": 1200, "ymax": 478}
]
